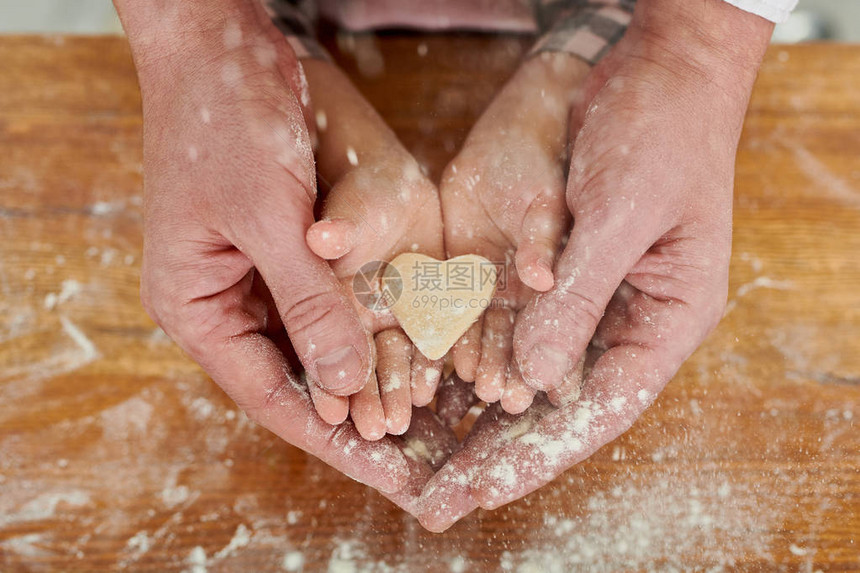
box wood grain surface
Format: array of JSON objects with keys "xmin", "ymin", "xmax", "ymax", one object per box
[{"xmin": 1, "ymin": 34, "xmax": 858, "ymax": 572}]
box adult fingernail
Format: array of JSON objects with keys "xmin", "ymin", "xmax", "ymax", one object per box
[
  {"xmin": 315, "ymin": 345, "xmax": 362, "ymax": 394},
  {"xmin": 521, "ymin": 345, "xmax": 569, "ymax": 391}
]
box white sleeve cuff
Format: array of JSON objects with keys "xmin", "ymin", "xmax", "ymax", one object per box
[{"xmin": 721, "ymin": 0, "xmax": 798, "ymax": 23}]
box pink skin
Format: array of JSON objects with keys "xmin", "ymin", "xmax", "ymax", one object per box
[
  {"xmin": 512, "ymin": 3, "xmax": 772, "ymax": 392},
  {"xmin": 383, "ymin": 408, "xmax": 461, "ymax": 512},
  {"xmin": 132, "ymin": 2, "xmax": 375, "ymax": 399},
  {"xmin": 376, "ymin": 329, "xmax": 415, "ymax": 434},
  {"xmin": 436, "ymin": 372, "xmax": 479, "ymax": 427},
  {"xmin": 416, "ymin": 398, "xmax": 557, "ymax": 532},
  {"xmin": 115, "ymin": 0, "xmax": 444, "ymax": 501},
  {"xmin": 440, "ymin": 51, "xmax": 591, "ymax": 414},
  {"xmin": 117, "ymin": 0, "xmax": 773, "ymax": 531},
  {"xmin": 299, "ymin": 58, "xmax": 445, "ymax": 440},
  {"xmin": 409, "ymin": 351, "xmax": 444, "ymax": 408},
  {"xmin": 307, "ymin": 374, "xmax": 349, "ymax": 425},
  {"xmin": 418, "ymin": 0, "xmax": 775, "ymax": 531}
]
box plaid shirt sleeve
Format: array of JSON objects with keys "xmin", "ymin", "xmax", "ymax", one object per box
[
  {"xmin": 529, "ymin": 0, "xmax": 636, "ymax": 65},
  {"xmin": 261, "ymin": 0, "xmax": 634, "ymax": 65},
  {"xmin": 261, "ymin": 0, "xmax": 331, "ymax": 60}
]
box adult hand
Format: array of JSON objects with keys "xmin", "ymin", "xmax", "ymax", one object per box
[
  {"xmin": 116, "ymin": 0, "xmax": 418, "ymax": 496},
  {"xmin": 419, "ymin": 0, "xmax": 774, "ymax": 530}
]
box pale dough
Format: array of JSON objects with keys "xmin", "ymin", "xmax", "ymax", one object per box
[{"xmin": 386, "ymin": 253, "xmax": 497, "ymax": 360}]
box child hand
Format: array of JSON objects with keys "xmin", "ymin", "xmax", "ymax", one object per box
[
  {"xmin": 301, "ymin": 59, "xmax": 445, "ymax": 440},
  {"xmin": 438, "ymin": 53, "xmax": 591, "ymax": 416}
]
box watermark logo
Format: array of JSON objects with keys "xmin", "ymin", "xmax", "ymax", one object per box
[
  {"xmin": 352, "ymin": 260, "xmax": 403, "ymax": 311},
  {"xmin": 406, "ymin": 259, "xmax": 503, "ymax": 293},
  {"xmin": 353, "ymin": 258, "xmax": 507, "ymax": 311}
]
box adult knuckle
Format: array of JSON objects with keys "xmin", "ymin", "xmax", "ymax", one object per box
[
  {"xmin": 237, "ymin": 396, "xmax": 272, "ymax": 430},
  {"xmin": 323, "ymin": 421, "xmax": 352, "ymax": 452},
  {"xmin": 568, "ymin": 160, "xmax": 612, "ymax": 216},
  {"xmin": 176, "ymin": 320, "xmax": 213, "ymax": 362},
  {"xmin": 139, "ymin": 273, "xmax": 179, "ymax": 331},
  {"xmin": 704, "ymin": 292, "xmax": 728, "ymax": 333},
  {"xmin": 282, "ymin": 290, "xmax": 340, "ymax": 336},
  {"xmin": 560, "ymin": 290, "xmax": 605, "ymax": 330},
  {"xmin": 139, "ymin": 280, "xmax": 160, "ymax": 324},
  {"xmin": 240, "ymin": 386, "xmax": 277, "ymax": 426},
  {"xmin": 141, "ymin": 284, "xmax": 212, "ymax": 359}
]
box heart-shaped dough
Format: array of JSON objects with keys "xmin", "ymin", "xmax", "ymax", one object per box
[{"xmin": 385, "ymin": 253, "xmax": 498, "ymax": 360}]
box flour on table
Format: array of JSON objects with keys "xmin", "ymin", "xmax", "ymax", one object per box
[
  {"xmin": 126, "ymin": 531, "xmax": 152, "ymax": 556},
  {"xmin": 213, "ymin": 524, "xmax": 251, "ymax": 559},
  {"xmin": 187, "ymin": 546, "xmax": 208, "ymax": 573},
  {"xmin": 283, "ymin": 550, "xmax": 304, "ymax": 571},
  {"xmin": 43, "ymin": 279, "xmax": 81, "ymax": 310}
]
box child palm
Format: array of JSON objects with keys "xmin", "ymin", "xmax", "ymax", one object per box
[
  {"xmin": 438, "ymin": 53, "xmax": 591, "ymax": 415},
  {"xmin": 301, "ymin": 60, "xmax": 445, "ymax": 440}
]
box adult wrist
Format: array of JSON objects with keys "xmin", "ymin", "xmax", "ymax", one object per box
[
  {"xmin": 113, "ymin": 0, "xmax": 262, "ymax": 84},
  {"xmin": 628, "ymin": 0, "xmax": 774, "ymax": 102}
]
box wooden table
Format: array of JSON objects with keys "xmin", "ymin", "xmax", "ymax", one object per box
[{"xmin": 1, "ymin": 34, "xmax": 858, "ymax": 572}]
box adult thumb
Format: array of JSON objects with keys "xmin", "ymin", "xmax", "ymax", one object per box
[
  {"xmin": 513, "ymin": 211, "xmax": 657, "ymax": 391},
  {"xmin": 237, "ymin": 197, "xmax": 373, "ymax": 397}
]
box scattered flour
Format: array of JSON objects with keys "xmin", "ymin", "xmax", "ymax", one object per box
[
  {"xmin": 489, "ymin": 464, "xmax": 518, "ymax": 488},
  {"xmin": 100, "ymin": 396, "xmax": 153, "ymax": 440},
  {"xmin": 188, "ymin": 546, "xmax": 208, "ymax": 573},
  {"xmin": 0, "ymin": 491, "xmax": 90, "ymax": 526},
  {"xmin": 403, "ymin": 438, "xmax": 431, "ymax": 463},
  {"xmin": 424, "ymin": 368, "xmax": 439, "ymax": 384},
  {"xmin": 502, "ymin": 473, "xmax": 780, "ymax": 572},
  {"xmin": 571, "ymin": 404, "xmax": 594, "ymax": 433},
  {"xmin": 283, "ymin": 550, "xmax": 304, "ymax": 571},
  {"xmin": 1, "ymin": 533, "xmax": 54, "ymax": 558},
  {"xmin": 44, "ymin": 279, "xmax": 81, "ymax": 310},
  {"xmin": 609, "ymin": 396, "xmax": 627, "ymax": 413},
  {"xmin": 735, "ymin": 276, "xmax": 794, "ymax": 298},
  {"xmin": 187, "ymin": 397, "xmax": 215, "ymax": 420},
  {"xmin": 90, "ymin": 201, "xmax": 115, "ymax": 216},
  {"xmin": 126, "ymin": 531, "xmax": 151, "ymax": 556},
  {"xmin": 161, "ymin": 485, "xmax": 190, "ymax": 509},
  {"xmin": 789, "ymin": 141, "xmax": 860, "ymax": 208},
  {"xmin": 0, "ymin": 315, "xmax": 100, "ymax": 400},
  {"xmin": 448, "ymin": 556, "xmax": 467, "ymax": 572},
  {"xmin": 214, "ymin": 524, "xmax": 251, "ymax": 559},
  {"xmin": 328, "ymin": 540, "xmax": 362, "ymax": 573},
  {"xmin": 788, "ymin": 543, "xmax": 809, "ymax": 556},
  {"xmin": 346, "ymin": 147, "xmax": 359, "ymax": 166},
  {"xmin": 159, "ymin": 466, "xmax": 198, "ymax": 510},
  {"xmin": 384, "ymin": 373, "xmax": 402, "ymax": 391}
]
